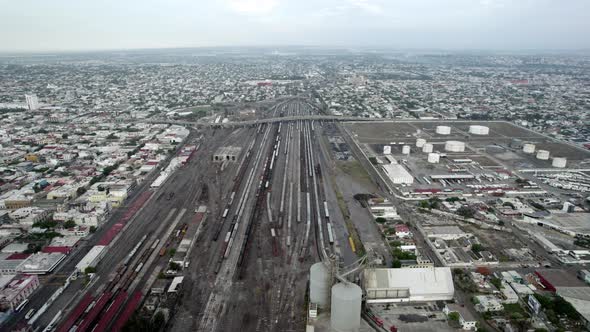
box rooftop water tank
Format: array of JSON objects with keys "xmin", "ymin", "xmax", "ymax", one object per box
[
  {"xmin": 331, "ymin": 282, "xmax": 362, "ymax": 332},
  {"xmin": 416, "ymin": 138, "xmax": 426, "ymax": 148},
  {"xmin": 310, "ymin": 262, "xmax": 330, "ymax": 308},
  {"xmin": 402, "ymin": 145, "xmax": 411, "ymax": 155},
  {"xmin": 436, "ymin": 125, "xmax": 451, "ymax": 135},
  {"xmin": 422, "ymin": 143, "xmax": 434, "ymax": 153},
  {"xmin": 536, "ymin": 150, "xmax": 550, "ymax": 160},
  {"xmin": 383, "ymin": 145, "xmax": 391, "ymax": 155},
  {"xmin": 469, "ymin": 125, "xmax": 489, "ymax": 135},
  {"xmin": 523, "ymin": 143, "xmax": 536, "ymax": 154},
  {"xmin": 428, "ymin": 153, "xmax": 440, "ymax": 164},
  {"xmin": 444, "ymin": 140, "xmax": 465, "ymax": 152},
  {"xmin": 552, "ymin": 157, "xmax": 567, "ymax": 168}
]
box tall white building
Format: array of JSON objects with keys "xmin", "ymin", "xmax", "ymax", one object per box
[{"xmin": 25, "ymin": 94, "xmax": 39, "ymax": 110}]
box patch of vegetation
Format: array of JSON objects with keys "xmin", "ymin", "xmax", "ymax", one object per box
[
  {"xmin": 456, "ymin": 206, "xmax": 476, "ymax": 218},
  {"xmin": 471, "ymin": 243, "xmax": 485, "ymax": 254},
  {"xmin": 490, "ymin": 277, "xmax": 503, "ymax": 289},
  {"xmin": 84, "ymin": 266, "xmax": 97, "ymax": 274},
  {"xmin": 63, "ymin": 220, "xmax": 76, "ymax": 229},
  {"xmin": 419, "ymin": 197, "xmax": 441, "ymax": 210},
  {"xmin": 392, "ymin": 247, "xmax": 416, "ymax": 260},
  {"xmin": 533, "ymin": 294, "xmax": 580, "ymax": 323},
  {"xmin": 453, "ymin": 268, "xmax": 478, "ymax": 293},
  {"xmin": 337, "ymin": 160, "xmax": 373, "ymax": 187},
  {"xmin": 32, "ymin": 219, "xmax": 58, "ymax": 229}
]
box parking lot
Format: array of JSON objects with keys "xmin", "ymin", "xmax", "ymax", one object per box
[{"xmin": 368, "ymin": 303, "xmax": 455, "ymax": 332}]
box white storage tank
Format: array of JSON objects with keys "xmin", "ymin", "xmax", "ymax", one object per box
[
  {"xmin": 309, "ymin": 262, "xmax": 330, "ymax": 308},
  {"xmin": 383, "ymin": 145, "xmax": 391, "ymax": 155},
  {"xmin": 469, "ymin": 125, "xmax": 490, "ymax": 135},
  {"xmin": 416, "ymin": 138, "xmax": 426, "ymax": 148},
  {"xmin": 422, "ymin": 143, "xmax": 434, "ymax": 153},
  {"xmin": 552, "ymin": 157, "xmax": 567, "ymax": 168},
  {"xmin": 536, "ymin": 150, "xmax": 550, "ymax": 160},
  {"xmin": 523, "ymin": 143, "xmax": 536, "ymax": 154},
  {"xmin": 331, "ymin": 282, "xmax": 362, "ymax": 332},
  {"xmin": 402, "ymin": 145, "xmax": 411, "ymax": 155},
  {"xmin": 428, "ymin": 153, "xmax": 440, "ymax": 164},
  {"xmin": 436, "ymin": 125, "xmax": 451, "ymax": 135},
  {"xmin": 444, "ymin": 140, "xmax": 466, "ymax": 152}
]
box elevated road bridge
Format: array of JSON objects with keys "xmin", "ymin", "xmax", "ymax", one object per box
[{"xmin": 142, "ymin": 115, "xmax": 385, "ymax": 128}]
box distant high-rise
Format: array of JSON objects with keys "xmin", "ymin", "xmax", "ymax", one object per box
[{"xmin": 25, "ymin": 94, "xmax": 39, "ymax": 110}]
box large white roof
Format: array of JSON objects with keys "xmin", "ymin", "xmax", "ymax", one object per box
[{"xmin": 363, "ymin": 268, "xmax": 454, "ymax": 302}]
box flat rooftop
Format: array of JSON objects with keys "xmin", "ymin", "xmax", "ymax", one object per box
[
  {"xmin": 544, "ymin": 213, "xmax": 590, "ymax": 234},
  {"xmin": 536, "ymin": 269, "xmax": 586, "ymax": 288},
  {"xmin": 19, "ymin": 252, "xmax": 66, "ymax": 274},
  {"xmin": 363, "ymin": 267, "xmax": 454, "ymax": 302}
]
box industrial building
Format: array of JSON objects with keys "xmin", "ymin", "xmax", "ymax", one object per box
[
  {"xmin": 76, "ymin": 245, "xmax": 106, "ymax": 273},
  {"xmin": 382, "ymin": 163, "xmax": 413, "ymax": 185},
  {"xmin": 17, "ymin": 252, "xmax": 66, "ymax": 274},
  {"xmin": 363, "ymin": 267, "xmax": 454, "ymax": 303}
]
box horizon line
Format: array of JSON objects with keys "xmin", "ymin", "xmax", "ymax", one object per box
[{"xmin": 1, "ymin": 45, "xmax": 590, "ymax": 56}]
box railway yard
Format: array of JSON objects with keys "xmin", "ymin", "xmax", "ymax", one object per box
[{"xmin": 7, "ymin": 99, "xmax": 359, "ymax": 332}]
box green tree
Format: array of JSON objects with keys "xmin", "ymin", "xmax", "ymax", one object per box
[
  {"xmin": 448, "ymin": 312, "xmax": 460, "ymax": 321},
  {"xmin": 76, "ymin": 187, "xmax": 87, "ymax": 196},
  {"xmin": 392, "ymin": 260, "xmax": 402, "ymax": 268},
  {"xmin": 471, "ymin": 243, "xmax": 484, "ymax": 253},
  {"xmin": 169, "ymin": 262, "xmax": 181, "ymax": 271},
  {"xmin": 63, "ymin": 220, "xmax": 76, "ymax": 229},
  {"xmin": 85, "ymin": 266, "xmax": 97, "ymax": 274},
  {"xmin": 375, "ymin": 217, "xmax": 387, "ymax": 223},
  {"xmin": 457, "ymin": 206, "xmax": 475, "ymax": 218},
  {"xmin": 490, "ymin": 277, "xmax": 503, "ymax": 289},
  {"xmin": 89, "ymin": 226, "xmax": 97, "ymax": 233},
  {"xmin": 428, "ymin": 197, "xmax": 441, "ymax": 209}
]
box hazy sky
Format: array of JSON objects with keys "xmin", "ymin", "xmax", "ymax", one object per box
[{"xmin": 0, "ymin": 0, "xmax": 588, "ymax": 52}]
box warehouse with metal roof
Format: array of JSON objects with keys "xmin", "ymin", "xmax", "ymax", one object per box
[{"xmin": 363, "ymin": 267, "xmax": 454, "ymax": 303}]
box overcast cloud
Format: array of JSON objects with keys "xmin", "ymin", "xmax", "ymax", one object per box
[{"xmin": 0, "ymin": 0, "xmax": 588, "ymax": 52}]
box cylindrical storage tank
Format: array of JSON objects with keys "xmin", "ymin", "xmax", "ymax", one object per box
[
  {"xmin": 552, "ymin": 157, "xmax": 567, "ymax": 168},
  {"xmin": 444, "ymin": 140, "xmax": 465, "ymax": 152},
  {"xmin": 436, "ymin": 125, "xmax": 451, "ymax": 135},
  {"xmin": 523, "ymin": 144, "xmax": 536, "ymax": 154},
  {"xmin": 402, "ymin": 145, "xmax": 411, "ymax": 155},
  {"xmin": 422, "ymin": 143, "xmax": 433, "ymax": 153},
  {"xmin": 383, "ymin": 145, "xmax": 391, "ymax": 155},
  {"xmin": 536, "ymin": 150, "xmax": 550, "ymax": 160},
  {"xmin": 469, "ymin": 125, "xmax": 490, "ymax": 135},
  {"xmin": 331, "ymin": 283, "xmax": 362, "ymax": 332},
  {"xmin": 416, "ymin": 138, "xmax": 426, "ymax": 148},
  {"xmin": 309, "ymin": 262, "xmax": 330, "ymax": 308},
  {"xmin": 428, "ymin": 153, "xmax": 440, "ymax": 164}
]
